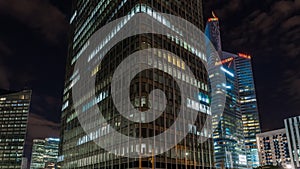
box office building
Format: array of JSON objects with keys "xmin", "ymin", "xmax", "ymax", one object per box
[
  {"xmin": 0, "ymin": 89, "xmax": 31, "ymax": 169},
  {"xmin": 59, "ymin": 0, "xmax": 215, "ymax": 168},
  {"xmin": 205, "ymin": 13, "xmax": 261, "ymax": 168},
  {"xmin": 212, "ymin": 51, "xmax": 248, "ymax": 168},
  {"xmin": 235, "ymin": 52, "xmax": 261, "ymax": 168},
  {"xmin": 256, "ymin": 129, "xmax": 291, "ymax": 168},
  {"xmin": 30, "ymin": 138, "xmax": 60, "ymax": 169},
  {"xmin": 30, "ymin": 139, "xmax": 46, "ymax": 169},
  {"xmin": 205, "ymin": 12, "xmax": 222, "ymax": 55},
  {"xmin": 284, "ymin": 116, "xmax": 300, "ymax": 168},
  {"xmin": 44, "ymin": 138, "xmax": 60, "ymax": 165}
]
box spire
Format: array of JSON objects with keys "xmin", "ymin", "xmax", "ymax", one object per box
[
  {"xmin": 212, "ymin": 11, "xmax": 217, "ymax": 18},
  {"xmin": 208, "ymin": 11, "xmax": 219, "ymax": 22}
]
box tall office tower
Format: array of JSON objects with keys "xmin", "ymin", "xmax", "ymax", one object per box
[
  {"xmin": 30, "ymin": 138, "xmax": 60, "ymax": 169},
  {"xmin": 205, "ymin": 13, "xmax": 261, "ymax": 168},
  {"xmin": 59, "ymin": 0, "xmax": 214, "ymax": 168},
  {"xmin": 30, "ymin": 139, "xmax": 46, "ymax": 169},
  {"xmin": 215, "ymin": 51, "xmax": 248, "ymax": 169},
  {"xmin": 235, "ymin": 53, "xmax": 261, "ymax": 168},
  {"xmin": 284, "ymin": 116, "xmax": 300, "ymax": 168},
  {"xmin": 204, "ymin": 12, "xmax": 222, "ymax": 55},
  {"xmin": 0, "ymin": 89, "xmax": 32, "ymax": 169},
  {"xmin": 256, "ymin": 129, "xmax": 291, "ymax": 168}
]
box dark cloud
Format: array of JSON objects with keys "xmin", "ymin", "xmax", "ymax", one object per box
[
  {"xmin": 0, "ymin": 0, "xmax": 68, "ymax": 42},
  {"xmin": 0, "ymin": 41, "xmax": 12, "ymax": 56},
  {"xmin": 0, "ymin": 62, "xmax": 10, "ymax": 90},
  {"xmin": 281, "ymin": 70, "xmax": 300, "ymax": 103},
  {"xmin": 0, "ymin": 41, "xmax": 11, "ymax": 89},
  {"xmin": 0, "ymin": 40, "xmax": 37, "ymax": 89},
  {"xmin": 27, "ymin": 113, "xmax": 60, "ymax": 140},
  {"xmin": 31, "ymin": 94, "xmax": 62, "ymax": 122},
  {"xmin": 272, "ymin": 0, "xmax": 300, "ymax": 14},
  {"xmin": 282, "ymin": 15, "xmax": 300, "ymax": 30}
]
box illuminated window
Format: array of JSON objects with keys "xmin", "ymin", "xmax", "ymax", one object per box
[{"xmin": 168, "ymin": 54, "xmax": 172, "ymax": 63}]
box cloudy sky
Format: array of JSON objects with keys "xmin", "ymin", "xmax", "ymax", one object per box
[{"xmin": 0, "ymin": 0, "xmax": 299, "ymax": 160}]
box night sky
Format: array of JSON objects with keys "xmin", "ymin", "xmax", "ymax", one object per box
[{"xmin": 0, "ymin": 0, "xmax": 299, "ymax": 160}]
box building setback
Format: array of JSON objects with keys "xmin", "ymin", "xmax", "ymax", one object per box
[
  {"xmin": 256, "ymin": 129, "xmax": 291, "ymax": 168},
  {"xmin": 284, "ymin": 116, "xmax": 300, "ymax": 169},
  {"xmin": 59, "ymin": 0, "xmax": 214, "ymax": 168},
  {"xmin": 0, "ymin": 89, "xmax": 32, "ymax": 169}
]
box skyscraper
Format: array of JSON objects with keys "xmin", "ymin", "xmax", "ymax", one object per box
[
  {"xmin": 59, "ymin": 0, "xmax": 214, "ymax": 168},
  {"xmin": 205, "ymin": 12, "xmax": 222, "ymax": 55},
  {"xmin": 205, "ymin": 13, "xmax": 261, "ymax": 168},
  {"xmin": 30, "ymin": 138, "xmax": 60, "ymax": 169},
  {"xmin": 213, "ymin": 51, "xmax": 248, "ymax": 169},
  {"xmin": 0, "ymin": 89, "xmax": 32, "ymax": 169},
  {"xmin": 284, "ymin": 116, "xmax": 300, "ymax": 168},
  {"xmin": 236, "ymin": 53, "xmax": 261, "ymax": 168},
  {"xmin": 256, "ymin": 129, "xmax": 291, "ymax": 168}
]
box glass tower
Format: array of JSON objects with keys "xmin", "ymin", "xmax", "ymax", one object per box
[
  {"xmin": 215, "ymin": 51, "xmax": 247, "ymax": 169},
  {"xmin": 30, "ymin": 139, "xmax": 46, "ymax": 169},
  {"xmin": 205, "ymin": 13, "xmax": 261, "ymax": 168},
  {"xmin": 0, "ymin": 89, "xmax": 32, "ymax": 169},
  {"xmin": 235, "ymin": 53, "xmax": 261, "ymax": 168},
  {"xmin": 44, "ymin": 138, "xmax": 60, "ymax": 166},
  {"xmin": 59, "ymin": 0, "xmax": 214, "ymax": 168},
  {"xmin": 30, "ymin": 138, "xmax": 60, "ymax": 169}
]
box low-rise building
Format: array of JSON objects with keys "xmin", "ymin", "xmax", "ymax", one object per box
[{"xmin": 256, "ymin": 129, "xmax": 291, "ymax": 168}]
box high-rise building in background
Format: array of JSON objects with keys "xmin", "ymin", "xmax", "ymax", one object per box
[
  {"xmin": 30, "ymin": 138, "xmax": 60, "ymax": 169},
  {"xmin": 213, "ymin": 52, "xmax": 248, "ymax": 168},
  {"xmin": 256, "ymin": 129, "xmax": 291, "ymax": 168},
  {"xmin": 235, "ymin": 52, "xmax": 261, "ymax": 168},
  {"xmin": 205, "ymin": 12, "xmax": 222, "ymax": 55},
  {"xmin": 59, "ymin": 0, "xmax": 215, "ymax": 168},
  {"xmin": 0, "ymin": 89, "xmax": 31, "ymax": 169},
  {"xmin": 205, "ymin": 13, "xmax": 261, "ymax": 168},
  {"xmin": 284, "ymin": 116, "xmax": 300, "ymax": 168}
]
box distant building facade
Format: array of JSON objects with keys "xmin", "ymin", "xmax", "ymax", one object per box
[
  {"xmin": 30, "ymin": 139, "xmax": 46, "ymax": 169},
  {"xmin": 44, "ymin": 138, "xmax": 60, "ymax": 165},
  {"xmin": 284, "ymin": 116, "xmax": 300, "ymax": 168},
  {"xmin": 256, "ymin": 129, "xmax": 291, "ymax": 168},
  {"xmin": 30, "ymin": 138, "xmax": 60, "ymax": 169},
  {"xmin": 0, "ymin": 89, "xmax": 32, "ymax": 169}
]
